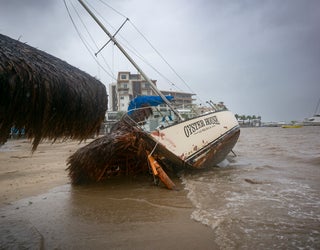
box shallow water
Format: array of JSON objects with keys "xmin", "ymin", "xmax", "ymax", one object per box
[
  {"xmin": 0, "ymin": 179, "xmax": 217, "ymax": 249},
  {"xmin": 1, "ymin": 126, "xmax": 319, "ymax": 249},
  {"xmin": 183, "ymin": 126, "xmax": 320, "ymax": 249}
]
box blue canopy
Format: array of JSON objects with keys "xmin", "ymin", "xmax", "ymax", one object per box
[{"xmin": 128, "ymin": 95, "xmax": 174, "ymax": 114}]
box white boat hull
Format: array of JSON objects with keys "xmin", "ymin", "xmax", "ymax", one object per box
[{"xmin": 143, "ymin": 110, "xmax": 240, "ymax": 170}]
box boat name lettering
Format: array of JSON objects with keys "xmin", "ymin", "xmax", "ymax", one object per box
[
  {"xmin": 204, "ymin": 116, "xmax": 219, "ymax": 126},
  {"xmin": 184, "ymin": 115, "xmax": 219, "ymax": 137}
]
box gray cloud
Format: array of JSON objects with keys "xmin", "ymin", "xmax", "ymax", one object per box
[{"xmin": 1, "ymin": 0, "xmax": 319, "ymax": 122}]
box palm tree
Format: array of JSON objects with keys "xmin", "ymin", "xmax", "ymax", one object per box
[
  {"xmin": 241, "ymin": 115, "xmax": 246, "ymax": 125},
  {"xmin": 246, "ymin": 115, "xmax": 252, "ymax": 126}
]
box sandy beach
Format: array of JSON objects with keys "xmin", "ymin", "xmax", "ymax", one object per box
[
  {"xmin": 0, "ymin": 139, "xmax": 218, "ymax": 249},
  {"xmin": 0, "ymin": 139, "xmax": 89, "ymax": 205},
  {"xmin": 1, "ymin": 128, "xmax": 319, "ymax": 249}
]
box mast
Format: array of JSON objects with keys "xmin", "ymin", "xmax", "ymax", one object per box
[
  {"xmin": 77, "ymin": 0, "xmax": 183, "ymax": 120},
  {"xmin": 314, "ymin": 97, "xmax": 320, "ymax": 115}
]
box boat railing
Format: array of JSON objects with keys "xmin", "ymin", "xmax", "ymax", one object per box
[
  {"xmin": 119, "ymin": 106, "xmax": 178, "ymax": 133},
  {"xmin": 119, "ymin": 103, "xmax": 228, "ymax": 133}
]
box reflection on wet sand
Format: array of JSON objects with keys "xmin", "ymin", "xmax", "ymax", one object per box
[{"xmin": 0, "ymin": 179, "xmax": 218, "ymax": 249}]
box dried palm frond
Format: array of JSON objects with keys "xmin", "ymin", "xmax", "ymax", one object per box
[
  {"xmin": 0, "ymin": 34, "xmax": 108, "ymax": 151},
  {"xmin": 67, "ymin": 106, "xmax": 154, "ymax": 184}
]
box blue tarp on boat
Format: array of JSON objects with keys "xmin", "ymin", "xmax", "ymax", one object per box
[{"xmin": 128, "ymin": 95, "xmax": 174, "ymax": 114}]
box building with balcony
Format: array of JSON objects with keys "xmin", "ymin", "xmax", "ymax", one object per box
[
  {"xmin": 109, "ymin": 71, "xmax": 195, "ymax": 112},
  {"xmin": 160, "ymin": 90, "xmax": 195, "ymax": 110}
]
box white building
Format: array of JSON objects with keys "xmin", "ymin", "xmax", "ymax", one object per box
[{"xmin": 109, "ymin": 71, "xmax": 195, "ymax": 112}]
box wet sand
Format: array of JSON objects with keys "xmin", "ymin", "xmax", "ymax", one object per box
[
  {"xmin": 0, "ymin": 139, "xmax": 84, "ymax": 205},
  {"xmin": 0, "ymin": 139, "xmax": 217, "ymax": 249}
]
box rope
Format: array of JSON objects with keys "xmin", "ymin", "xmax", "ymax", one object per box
[
  {"xmin": 129, "ymin": 20, "xmax": 205, "ymax": 102},
  {"xmin": 69, "ymin": 0, "xmax": 207, "ymax": 105},
  {"xmin": 85, "ymin": 0, "xmax": 196, "ymax": 96},
  {"xmin": 95, "ymin": 18, "xmax": 129, "ymax": 57},
  {"xmin": 96, "ymin": 0, "xmax": 127, "ymax": 19},
  {"xmin": 64, "ymin": 0, "xmax": 116, "ymax": 81},
  {"xmin": 149, "ymin": 137, "xmax": 160, "ymax": 156}
]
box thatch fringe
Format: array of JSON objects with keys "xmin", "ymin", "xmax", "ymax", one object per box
[
  {"xmin": 67, "ymin": 107, "xmax": 154, "ymax": 184},
  {"xmin": 0, "ymin": 34, "xmax": 108, "ymax": 151}
]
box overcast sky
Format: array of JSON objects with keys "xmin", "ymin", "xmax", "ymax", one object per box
[{"xmin": 1, "ymin": 0, "xmax": 319, "ymax": 122}]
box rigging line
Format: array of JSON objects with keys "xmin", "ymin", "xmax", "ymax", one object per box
[
  {"xmin": 81, "ymin": 0, "xmax": 189, "ymax": 96},
  {"xmin": 96, "ymin": 0, "xmax": 127, "ymax": 19},
  {"xmin": 119, "ymin": 41, "xmax": 185, "ymax": 92},
  {"xmin": 70, "ymin": 0, "xmax": 115, "ymax": 79},
  {"xmin": 83, "ymin": 1, "xmax": 182, "ymax": 93},
  {"xmin": 95, "ymin": 17, "xmax": 129, "ymax": 57},
  {"xmin": 64, "ymin": 0, "xmax": 116, "ymax": 80},
  {"xmin": 71, "ymin": 0, "xmax": 97, "ymax": 49},
  {"xmin": 82, "ymin": 0, "xmax": 177, "ymax": 94},
  {"xmin": 98, "ymin": 25, "xmax": 185, "ymax": 92},
  {"xmin": 82, "ymin": 0, "xmax": 125, "ymax": 78},
  {"xmin": 81, "ymin": 3, "xmax": 182, "ymax": 93},
  {"xmin": 84, "ymin": 0, "xmax": 118, "ymax": 33},
  {"xmin": 79, "ymin": 0, "xmax": 155, "ymax": 88},
  {"xmin": 315, "ymin": 97, "xmax": 320, "ymax": 115},
  {"xmin": 112, "ymin": 43, "xmax": 114, "ymax": 74},
  {"xmin": 82, "ymin": 0, "xmax": 204, "ymax": 105},
  {"xmin": 129, "ymin": 21, "xmax": 198, "ymax": 95},
  {"xmin": 114, "ymin": 35, "xmax": 184, "ymax": 92},
  {"xmin": 84, "ymin": 0, "xmax": 135, "ymax": 58},
  {"xmin": 106, "ymin": 25, "xmax": 184, "ymax": 92},
  {"xmin": 92, "ymin": 0, "xmax": 186, "ymax": 93}
]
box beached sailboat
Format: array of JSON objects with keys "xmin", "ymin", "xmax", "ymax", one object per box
[{"xmin": 68, "ymin": 0, "xmax": 240, "ymax": 189}]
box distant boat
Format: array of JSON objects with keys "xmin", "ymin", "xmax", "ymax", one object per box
[
  {"xmin": 281, "ymin": 124, "xmax": 303, "ymax": 128},
  {"xmin": 304, "ymin": 114, "xmax": 320, "ymax": 126},
  {"xmin": 304, "ymin": 98, "xmax": 320, "ymax": 126}
]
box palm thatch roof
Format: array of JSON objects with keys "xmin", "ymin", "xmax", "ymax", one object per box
[
  {"xmin": 67, "ymin": 106, "xmax": 154, "ymax": 184},
  {"xmin": 0, "ymin": 34, "xmax": 108, "ymax": 151}
]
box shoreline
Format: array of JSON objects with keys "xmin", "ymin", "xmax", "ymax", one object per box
[
  {"xmin": 0, "ymin": 139, "xmax": 89, "ymax": 205},
  {"xmin": 0, "ymin": 139, "xmax": 219, "ymax": 249}
]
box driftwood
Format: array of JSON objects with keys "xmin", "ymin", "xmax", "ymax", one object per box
[
  {"xmin": 67, "ymin": 107, "xmax": 154, "ymax": 184},
  {"xmin": 0, "ymin": 34, "xmax": 108, "ymax": 150}
]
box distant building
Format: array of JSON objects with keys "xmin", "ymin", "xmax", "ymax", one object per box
[
  {"xmin": 109, "ymin": 71, "xmax": 157, "ymax": 112},
  {"xmin": 160, "ymin": 90, "xmax": 196, "ymax": 110},
  {"xmin": 109, "ymin": 71, "xmax": 195, "ymax": 112}
]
